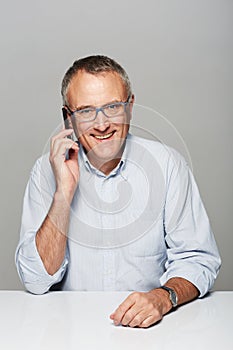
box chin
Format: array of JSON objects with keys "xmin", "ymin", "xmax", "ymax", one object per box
[{"xmin": 93, "ymin": 147, "xmax": 119, "ymax": 162}]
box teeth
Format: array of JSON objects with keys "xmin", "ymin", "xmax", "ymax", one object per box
[{"xmin": 94, "ymin": 132, "xmax": 114, "ymax": 140}]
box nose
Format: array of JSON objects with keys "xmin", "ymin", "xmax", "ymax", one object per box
[{"xmin": 93, "ymin": 110, "xmax": 110, "ymax": 131}]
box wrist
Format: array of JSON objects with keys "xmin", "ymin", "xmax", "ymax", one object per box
[
  {"xmin": 148, "ymin": 288, "xmax": 173, "ymax": 315},
  {"xmin": 156, "ymin": 288, "xmax": 174, "ymax": 314},
  {"xmin": 54, "ymin": 189, "xmax": 74, "ymax": 207}
]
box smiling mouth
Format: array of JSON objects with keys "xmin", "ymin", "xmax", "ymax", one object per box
[{"xmin": 93, "ymin": 131, "xmax": 115, "ymax": 140}]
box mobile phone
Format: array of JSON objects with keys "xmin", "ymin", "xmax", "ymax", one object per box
[
  {"xmin": 62, "ymin": 107, "xmax": 78, "ymax": 160},
  {"xmin": 62, "ymin": 107, "xmax": 74, "ymax": 140}
]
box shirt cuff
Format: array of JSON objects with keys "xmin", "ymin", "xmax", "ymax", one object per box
[
  {"xmin": 159, "ymin": 264, "xmax": 215, "ymax": 298},
  {"xmin": 17, "ymin": 235, "xmax": 68, "ymax": 295}
]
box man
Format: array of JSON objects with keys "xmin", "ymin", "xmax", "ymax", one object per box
[{"xmin": 15, "ymin": 55, "xmax": 221, "ymax": 328}]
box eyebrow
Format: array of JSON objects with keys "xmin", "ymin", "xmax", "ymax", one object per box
[{"xmin": 74, "ymin": 99, "xmax": 122, "ymax": 111}]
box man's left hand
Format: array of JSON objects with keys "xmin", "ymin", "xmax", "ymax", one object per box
[{"xmin": 110, "ymin": 289, "xmax": 172, "ymax": 328}]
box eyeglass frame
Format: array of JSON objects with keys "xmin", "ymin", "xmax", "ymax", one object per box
[{"xmin": 63, "ymin": 95, "xmax": 132, "ymax": 123}]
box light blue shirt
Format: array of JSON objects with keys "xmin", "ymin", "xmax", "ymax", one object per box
[{"xmin": 15, "ymin": 134, "xmax": 221, "ymax": 295}]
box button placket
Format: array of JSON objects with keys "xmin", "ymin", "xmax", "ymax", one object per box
[{"xmin": 100, "ymin": 178, "xmax": 116, "ymax": 290}]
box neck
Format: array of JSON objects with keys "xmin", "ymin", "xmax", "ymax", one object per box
[
  {"xmin": 88, "ymin": 153, "xmax": 122, "ymax": 176},
  {"xmin": 84, "ymin": 141, "xmax": 126, "ymax": 175},
  {"xmin": 100, "ymin": 158, "xmax": 122, "ymax": 175}
]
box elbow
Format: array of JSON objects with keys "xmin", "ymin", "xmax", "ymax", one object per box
[
  {"xmin": 16, "ymin": 264, "xmax": 51, "ymax": 295},
  {"xmin": 25, "ymin": 283, "xmax": 50, "ymax": 295}
]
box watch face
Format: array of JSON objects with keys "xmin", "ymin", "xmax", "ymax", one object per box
[
  {"xmin": 170, "ymin": 290, "xmax": 178, "ymax": 307},
  {"xmin": 160, "ymin": 286, "xmax": 178, "ymax": 307}
]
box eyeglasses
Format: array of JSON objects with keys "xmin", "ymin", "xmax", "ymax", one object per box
[{"xmin": 65, "ymin": 96, "xmax": 131, "ymax": 123}]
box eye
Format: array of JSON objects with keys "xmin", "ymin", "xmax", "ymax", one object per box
[
  {"xmin": 109, "ymin": 104, "xmax": 117, "ymax": 109},
  {"xmin": 110, "ymin": 103, "xmax": 120, "ymax": 109},
  {"xmin": 105, "ymin": 103, "xmax": 121, "ymax": 112},
  {"xmin": 79, "ymin": 108, "xmax": 93, "ymax": 115}
]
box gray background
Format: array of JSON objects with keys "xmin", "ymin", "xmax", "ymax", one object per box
[{"xmin": 0, "ymin": 0, "xmax": 232, "ymax": 290}]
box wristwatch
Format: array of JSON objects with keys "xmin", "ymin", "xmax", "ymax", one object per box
[{"xmin": 159, "ymin": 286, "xmax": 178, "ymax": 308}]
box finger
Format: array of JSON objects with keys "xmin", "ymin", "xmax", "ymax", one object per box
[
  {"xmin": 138, "ymin": 314, "xmax": 155, "ymax": 328},
  {"xmin": 120, "ymin": 303, "xmax": 141, "ymax": 326},
  {"xmin": 137, "ymin": 307, "xmax": 163, "ymax": 328},
  {"xmin": 111, "ymin": 293, "xmax": 138, "ymax": 325},
  {"xmin": 127, "ymin": 307, "xmax": 157, "ymax": 328},
  {"xmin": 128, "ymin": 310, "xmax": 148, "ymax": 328},
  {"xmin": 50, "ymin": 143, "xmax": 79, "ymax": 166},
  {"xmin": 51, "ymin": 129, "xmax": 74, "ymax": 148},
  {"xmin": 53, "ymin": 128, "xmax": 74, "ymax": 142},
  {"xmin": 52, "ymin": 138, "xmax": 78, "ymax": 157}
]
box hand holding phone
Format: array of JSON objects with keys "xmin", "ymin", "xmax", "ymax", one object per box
[{"xmin": 49, "ymin": 110, "xmax": 80, "ymax": 201}]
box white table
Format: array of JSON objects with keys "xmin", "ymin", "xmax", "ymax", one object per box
[{"xmin": 0, "ymin": 291, "xmax": 232, "ymax": 350}]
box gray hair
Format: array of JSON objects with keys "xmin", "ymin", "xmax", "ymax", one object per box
[{"xmin": 61, "ymin": 55, "xmax": 132, "ymax": 105}]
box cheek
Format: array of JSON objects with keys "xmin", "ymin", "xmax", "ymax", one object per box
[
  {"xmin": 121, "ymin": 122, "xmax": 130, "ymax": 133},
  {"xmin": 72, "ymin": 122, "xmax": 90, "ymax": 138}
]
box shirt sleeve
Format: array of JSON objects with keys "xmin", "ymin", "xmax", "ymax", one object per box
[
  {"xmin": 15, "ymin": 156, "xmax": 69, "ymax": 295},
  {"xmin": 160, "ymin": 150, "xmax": 221, "ymax": 297}
]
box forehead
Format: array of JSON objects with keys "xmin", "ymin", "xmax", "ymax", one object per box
[{"xmin": 66, "ymin": 70, "xmax": 126, "ymax": 107}]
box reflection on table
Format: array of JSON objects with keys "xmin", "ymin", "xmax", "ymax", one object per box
[{"xmin": 0, "ymin": 291, "xmax": 232, "ymax": 350}]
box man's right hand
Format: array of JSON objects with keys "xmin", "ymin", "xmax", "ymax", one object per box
[
  {"xmin": 35, "ymin": 128, "xmax": 79, "ymax": 276},
  {"xmin": 49, "ymin": 129, "xmax": 80, "ymax": 204}
]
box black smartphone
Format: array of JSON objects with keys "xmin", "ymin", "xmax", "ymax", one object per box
[
  {"xmin": 62, "ymin": 107, "xmax": 79, "ymax": 145},
  {"xmin": 62, "ymin": 107, "xmax": 74, "ymax": 140},
  {"xmin": 62, "ymin": 107, "xmax": 77, "ymax": 160}
]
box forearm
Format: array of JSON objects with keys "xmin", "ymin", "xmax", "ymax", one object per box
[
  {"xmin": 36, "ymin": 191, "xmax": 71, "ymax": 275},
  {"xmin": 150, "ymin": 277, "xmax": 200, "ymax": 315},
  {"xmin": 165, "ymin": 277, "xmax": 199, "ymax": 305}
]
